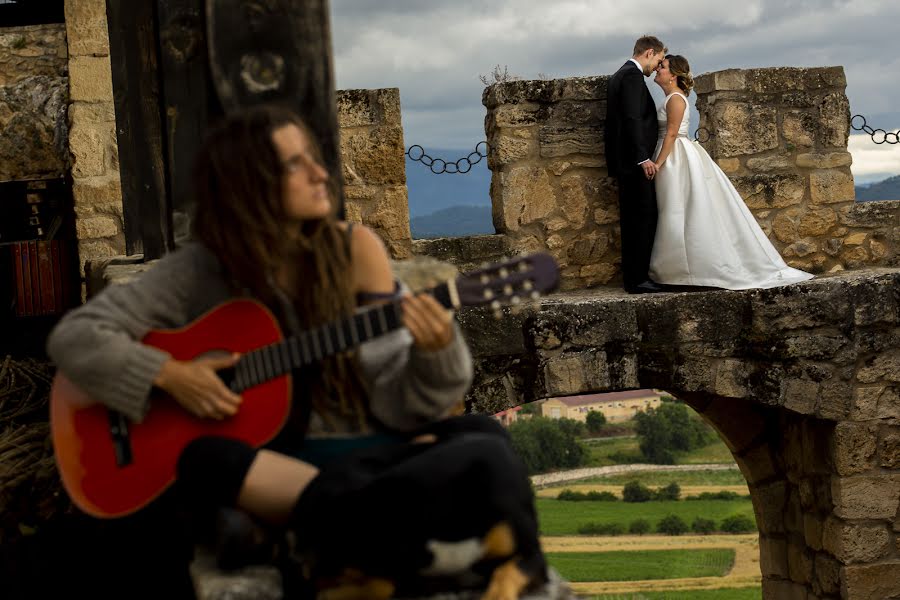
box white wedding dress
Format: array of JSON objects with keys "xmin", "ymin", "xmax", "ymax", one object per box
[{"xmin": 648, "ymin": 92, "xmax": 814, "ymax": 290}]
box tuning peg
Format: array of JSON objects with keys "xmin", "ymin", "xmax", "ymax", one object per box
[
  {"xmin": 499, "ymin": 267, "xmax": 509, "ymax": 278},
  {"xmin": 509, "ymin": 295, "xmax": 523, "ymax": 315},
  {"xmin": 522, "ymin": 280, "xmax": 533, "ymax": 291},
  {"xmin": 483, "ymin": 289, "xmax": 495, "ymax": 300},
  {"xmin": 491, "ymin": 300, "xmax": 503, "ymax": 320},
  {"xmin": 503, "ymin": 284, "xmax": 513, "ymax": 296},
  {"xmin": 517, "ymin": 261, "xmax": 530, "ymax": 272},
  {"xmin": 531, "ymin": 291, "xmax": 541, "ymax": 301},
  {"xmin": 480, "ymin": 274, "xmax": 490, "ymax": 284}
]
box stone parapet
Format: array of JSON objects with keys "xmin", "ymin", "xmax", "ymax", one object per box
[
  {"xmin": 338, "ymin": 87, "xmax": 411, "ymax": 258},
  {"xmin": 694, "ymin": 66, "xmax": 895, "ymax": 273},
  {"xmin": 460, "ymin": 267, "xmax": 900, "ymax": 599},
  {"xmin": 0, "ymin": 24, "xmax": 67, "ymax": 87},
  {"xmin": 482, "ymin": 77, "xmax": 618, "ymax": 290}
]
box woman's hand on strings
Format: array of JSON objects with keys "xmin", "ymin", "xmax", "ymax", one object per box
[{"xmin": 154, "ymin": 354, "xmax": 243, "ymax": 419}]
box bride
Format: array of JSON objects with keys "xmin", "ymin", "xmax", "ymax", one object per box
[{"xmin": 648, "ymin": 55, "xmax": 814, "ymax": 290}]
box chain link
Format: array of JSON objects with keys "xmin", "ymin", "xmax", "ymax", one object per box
[
  {"xmin": 851, "ymin": 114, "xmax": 900, "ymax": 145},
  {"xmin": 693, "ymin": 127, "xmax": 713, "ymax": 143},
  {"xmin": 406, "ymin": 142, "xmax": 490, "ymax": 174}
]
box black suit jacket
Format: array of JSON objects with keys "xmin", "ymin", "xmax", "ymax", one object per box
[{"xmin": 604, "ymin": 61, "xmax": 658, "ymax": 178}]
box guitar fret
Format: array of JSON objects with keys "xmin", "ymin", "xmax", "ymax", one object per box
[
  {"xmin": 336, "ymin": 321, "xmax": 346, "ymax": 350},
  {"xmin": 300, "ymin": 333, "xmax": 311, "ymax": 364},
  {"xmin": 279, "ymin": 342, "xmax": 291, "ymax": 372},
  {"xmin": 311, "ymin": 329, "xmax": 321, "ymax": 359},
  {"xmin": 348, "ymin": 315, "xmax": 359, "ymax": 346},
  {"xmin": 271, "ymin": 345, "xmax": 283, "ymax": 377},
  {"xmin": 289, "ymin": 338, "xmax": 300, "ymax": 368},
  {"xmin": 376, "ymin": 305, "xmax": 388, "ymax": 335},
  {"xmin": 248, "ymin": 353, "xmax": 260, "ymax": 385},
  {"xmin": 362, "ymin": 309, "xmax": 374, "ymax": 339},
  {"xmin": 322, "ymin": 326, "xmax": 334, "ymax": 355},
  {"xmin": 261, "ymin": 351, "xmax": 273, "ymax": 382}
]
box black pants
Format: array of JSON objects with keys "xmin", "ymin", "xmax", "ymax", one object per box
[
  {"xmin": 1, "ymin": 491, "xmax": 196, "ymax": 600},
  {"xmin": 617, "ymin": 171, "xmax": 658, "ymax": 289}
]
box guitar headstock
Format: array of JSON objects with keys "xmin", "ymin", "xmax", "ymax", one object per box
[{"xmin": 450, "ymin": 253, "xmax": 559, "ymax": 316}]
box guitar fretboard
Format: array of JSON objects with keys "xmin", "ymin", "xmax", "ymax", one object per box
[{"xmin": 229, "ymin": 298, "xmax": 407, "ymax": 393}]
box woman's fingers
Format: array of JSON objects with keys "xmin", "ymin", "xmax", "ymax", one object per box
[{"xmin": 402, "ymin": 293, "xmax": 453, "ymax": 350}]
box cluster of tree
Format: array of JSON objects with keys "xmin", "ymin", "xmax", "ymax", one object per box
[
  {"xmin": 622, "ymin": 481, "xmax": 681, "ymax": 502},
  {"xmin": 576, "ymin": 513, "xmax": 756, "ymax": 536},
  {"xmin": 634, "ymin": 400, "xmax": 715, "ymax": 464},
  {"xmin": 508, "ymin": 417, "xmax": 588, "ymax": 474}
]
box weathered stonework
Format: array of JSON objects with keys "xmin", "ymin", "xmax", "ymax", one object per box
[
  {"xmin": 64, "ymin": 0, "xmax": 125, "ymax": 270},
  {"xmin": 0, "ymin": 24, "xmax": 69, "ymax": 181},
  {"xmin": 461, "ymin": 268, "xmax": 900, "ymax": 600},
  {"xmin": 62, "ymin": 0, "xmax": 412, "ymax": 266},
  {"xmin": 477, "ymin": 67, "xmax": 898, "ymax": 290},
  {"xmin": 695, "ymin": 66, "xmax": 896, "ymax": 275},
  {"xmin": 338, "ymin": 87, "xmax": 411, "ymax": 259}
]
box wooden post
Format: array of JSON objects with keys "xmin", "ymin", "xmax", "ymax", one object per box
[
  {"xmin": 206, "ymin": 0, "xmax": 345, "ymax": 217},
  {"xmin": 106, "ymin": 0, "xmax": 172, "ymax": 258}
]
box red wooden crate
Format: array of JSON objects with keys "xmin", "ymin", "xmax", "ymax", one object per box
[{"xmin": 10, "ymin": 240, "xmax": 74, "ymax": 317}]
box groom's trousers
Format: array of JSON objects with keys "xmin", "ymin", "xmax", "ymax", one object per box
[{"xmin": 616, "ymin": 171, "xmax": 658, "ymax": 289}]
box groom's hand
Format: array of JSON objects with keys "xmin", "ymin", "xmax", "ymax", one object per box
[{"xmin": 641, "ymin": 161, "xmax": 658, "ymax": 180}]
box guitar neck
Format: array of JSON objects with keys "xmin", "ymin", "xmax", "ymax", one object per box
[{"xmin": 230, "ymin": 281, "xmax": 455, "ymax": 393}]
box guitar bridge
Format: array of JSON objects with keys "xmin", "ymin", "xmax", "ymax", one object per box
[{"xmin": 108, "ymin": 410, "xmax": 133, "ymax": 467}]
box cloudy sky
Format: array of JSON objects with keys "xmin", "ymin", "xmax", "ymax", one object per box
[{"xmin": 330, "ymin": 0, "xmax": 900, "ymax": 185}]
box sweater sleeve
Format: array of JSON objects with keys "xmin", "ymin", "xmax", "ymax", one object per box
[
  {"xmin": 357, "ymin": 314, "xmax": 474, "ymax": 433},
  {"xmin": 46, "ymin": 245, "xmax": 224, "ymax": 422}
]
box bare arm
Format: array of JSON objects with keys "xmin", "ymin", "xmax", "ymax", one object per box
[{"xmin": 655, "ymin": 95, "xmax": 687, "ymax": 169}]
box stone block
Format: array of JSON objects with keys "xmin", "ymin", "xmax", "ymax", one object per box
[
  {"xmin": 366, "ymin": 187, "xmax": 411, "ymax": 259},
  {"xmin": 64, "ymin": 0, "xmax": 110, "ymax": 56},
  {"xmin": 68, "ymin": 56, "xmax": 114, "ymax": 102},
  {"xmin": 489, "ymin": 135, "xmax": 536, "ymax": 167},
  {"xmin": 548, "ymin": 100, "xmax": 604, "ymax": 127},
  {"xmin": 747, "ymin": 155, "xmax": 793, "ymax": 171},
  {"xmin": 857, "ymin": 351, "xmax": 900, "ymax": 384},
  {"xmin": 810, "ymin": 170, "xmax": 855, "ymax": 204},
  {"xmin": 814, "ymin": 553, "xmax": 841, "ymax": 596},
  {"xmin": 542, "ymin": 349, "xmax": 610, "ymax": 396},
  {"xmin": 839, "ymin": 245, "xmax": 869, "ymax": 269},
  {"xmin": 548, "ymin": 156, "xmax": 605, "ymax": 176},
  {"xmin": 566, "ymin": 234, "xmax": 610, "ymax": 266},
  {"xmin": 833, "ymin": 423, "xmax": 878, "ymax": 476},
  {"xmin": 783, "ymin": 110, "xmax": 817, "ymax": 147},
  {"xmin": 822, "ymin": 517, "xmax": 891, "ymax": 564},
  {"xmin": 538, "ymin": 126, "xmax": 603, "ymax": 158},
  {"xmin": 733, "ymin": 173, "xmax": 805, "ymax": 209},
  {"xmin": 804, "ymin": 514, "xmax": 823, "ymax": 551},
  {"xmin": 709, "ymin": 103, "xmax": 778, "ymax": 157},
  {"xmin": 578, "ymin": 263, "xmax": 617, "ymax": 287},
  {"xmin": 72, "ymin": 176, "xmax": 122, "ymax": 211},
  {"xmin": 796, "ymin": 152, "xmax": 853, "ymax": 169},
  {"xmin": 832, "ymin": 475, "xmax": 900, "ymax": 520},
  {"xmin": 336, "ymin": 88, "xmax": 399, "ymax": 127},
  {"xmin": 752, "ymin": 480, "xmax": 788, "ymax": 535},
  {"xmin": 842, "ymin": 561, "xmax": 900, "ymax": 600},
  {"xmin": 75, "ymin": 215, "xmax": 120, "ymax": 240},
  {"xmin": 798, "ymin": 207, "xmax": 838, "ymax": 237},
  {"xmin": 818, "ymin": 92, "xmax": 850, "ymax": 149},
  {"xmin": 881, "ymin": 431, "xmax": 900, "ymax": 469},
  {"xmin": 736, "ymin": 443, "xmax": 778, "ymax": 485},
  {"xmin": 340, "ymin": 126, "xmax": 405, "ymax": 186},
  {"xmin": 759, "ymin": 536, "xmax": 789, "ymax": 578},
  {"xmin": 0, "ymin": 74, "xmax": 69, "ymax": 180},
  {"xmin": 70, "ymin": 120, "xmax": 116, "ymax": 178},
  {"xmin": 762, "ymin": 579, "xmax": 808, "ymax": 600},
  {"xmin": 788, "ymin": 544, "xmax": 814, "ymax": 585},
  {"xmin": 782, "ymin": 378, "xmax": 818, "ymax": 414},
  {"xmin": 851, "ymin": 386, "xmax": 883, "ymax": 420},
  {"xmin": 838, "ymin": 200, "xmax": 900, "ymax": 228},
  {"xmin": 559, "ymin": 175, "xmax": 596, "ymax": 228},
  {"xmin": 495, "ymin": 166, "xmax": 556, "ymax": 232}
]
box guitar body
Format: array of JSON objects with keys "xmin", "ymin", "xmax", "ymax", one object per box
[{"xmin": 50, "ymin": 299, "xmax": 292, "ymax": 519}]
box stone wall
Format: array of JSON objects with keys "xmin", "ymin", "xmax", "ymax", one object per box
[
  {"xmin": 461, "ymin": 267, "xmax": 900, "ymax": 599},
  {"xmin": 0, "ymin": 24, "xmax": 69, "ymax": 181},
  {"xmin": 63, "ymin": 0, "xmax": 125, "ymax": 270},
  {"xmin": 695, "ymin": 66, "xmax": 898, "ymax": 274},
  {"xmin": 60, "ymin": 0, "xmax": 412, "ymax": 266},
  {"xmin": 482, "ymin": 77, "xmax": 617, "ymax": 290},
  {"xmin": 338, "ymin": 88, "xmax": 411, "ymax": 258},
  {"xmin": 481, "ymin": 68, "xmax": 900, "ymax": 290}
]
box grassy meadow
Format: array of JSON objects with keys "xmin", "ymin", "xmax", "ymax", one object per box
[{"xmin": 546, "ymin": 549, "xmax": 736, "ymax": 582}]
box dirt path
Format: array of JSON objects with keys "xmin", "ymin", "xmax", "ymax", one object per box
[
  {"xmin": 536, "ymin": 484, "xmax": 749, "ymax": 499},
  {"xmin": 541, "ymin": 533, "xmax": 760, "ymax": 594},
  {"xmin": 531, "ymin": 463, "xmax": 740, "ymax": 487}
]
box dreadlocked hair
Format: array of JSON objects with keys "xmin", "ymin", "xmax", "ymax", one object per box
[{"xmin": 191, "ymin": 103, "xmax": 370, "ymax": 431}]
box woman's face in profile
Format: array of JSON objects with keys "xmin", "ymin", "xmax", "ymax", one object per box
[{"xmin": 271, "ymin": 123, "xmax": 331, "ymax": 222}]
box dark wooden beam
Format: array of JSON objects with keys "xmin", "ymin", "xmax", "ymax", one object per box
[
  {"xmin": 106, "ymin": 0, "xmax": 172, "ymax": 258},
  {"xmin": 206, "ymin": 0, "xmax": 345, "ymax": 217},
  {"xmin": 157, "ymin": 0, "xmax": 218, "ymax": 244}
]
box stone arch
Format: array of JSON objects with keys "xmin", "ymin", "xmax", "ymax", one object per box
[{"xmin": 461, "ymin": 269, "xmax": 900, "ymax": 599}]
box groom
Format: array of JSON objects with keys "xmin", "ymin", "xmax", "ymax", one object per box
[{"xmin": 605, "ymin": 35, "xmax": 667, "ymax": 294}]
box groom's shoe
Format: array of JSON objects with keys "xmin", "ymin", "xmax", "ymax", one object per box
[{"xmin": 625, "ymin": 280, "xmax": 664, "ymax": 294}]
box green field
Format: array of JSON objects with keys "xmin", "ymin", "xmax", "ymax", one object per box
[
  {"xmin": 574, "ymin": 468, "xmax": 746, "ymax": 488},
  {"xmin": 536, "ymin": 498, "xmax": 756, "ymax": 536},
  {"xmin": 584, "ymin": 588, "xmax": 761, "ymax": 600},
  {"xmin": 580, "ymin": 436, "xmax": 735, "ymax": 468},
  {"xmin": 546, "ymin": 549, "xmax": 735, "ymax": 582}
]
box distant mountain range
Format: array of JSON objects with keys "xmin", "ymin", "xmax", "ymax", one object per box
[
  {"xmin": 410, "ymin": 205, "xmax": 493, "ymax": 239},
  {"xmin": 855, "ymin": 175, "xmax": 900, "ymax": 202}
]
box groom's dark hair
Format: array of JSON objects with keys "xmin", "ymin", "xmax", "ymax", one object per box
[{"xmin": 633, "ymin": 36, "xmax": 667, "ymax": 56}]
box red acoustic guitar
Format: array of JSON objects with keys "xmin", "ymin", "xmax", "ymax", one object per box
[{"xmin": 50, "ymin": 253, "xmax": 559, "ymax": 518}]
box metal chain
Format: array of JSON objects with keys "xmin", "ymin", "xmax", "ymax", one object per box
[
  {"xmin": 851, "ymin": 115, "xmax": 900, "ymax": 144},
  {"xmin": 406, "ymin": 142, "xmax": 490, "ymax": 174},
  {"xmin": 693, "ymin": 127, "xmax": 713, "ymax": 143}
]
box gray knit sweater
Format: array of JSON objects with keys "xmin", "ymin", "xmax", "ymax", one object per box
[{"xmin": 46, "ymin": 243, "xmax": 473, "ymax": 432}]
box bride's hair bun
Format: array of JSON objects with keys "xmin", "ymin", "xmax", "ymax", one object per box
[{"xmin": 665, "ymin": 54, "xmax": 694, "ymax": 95}]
